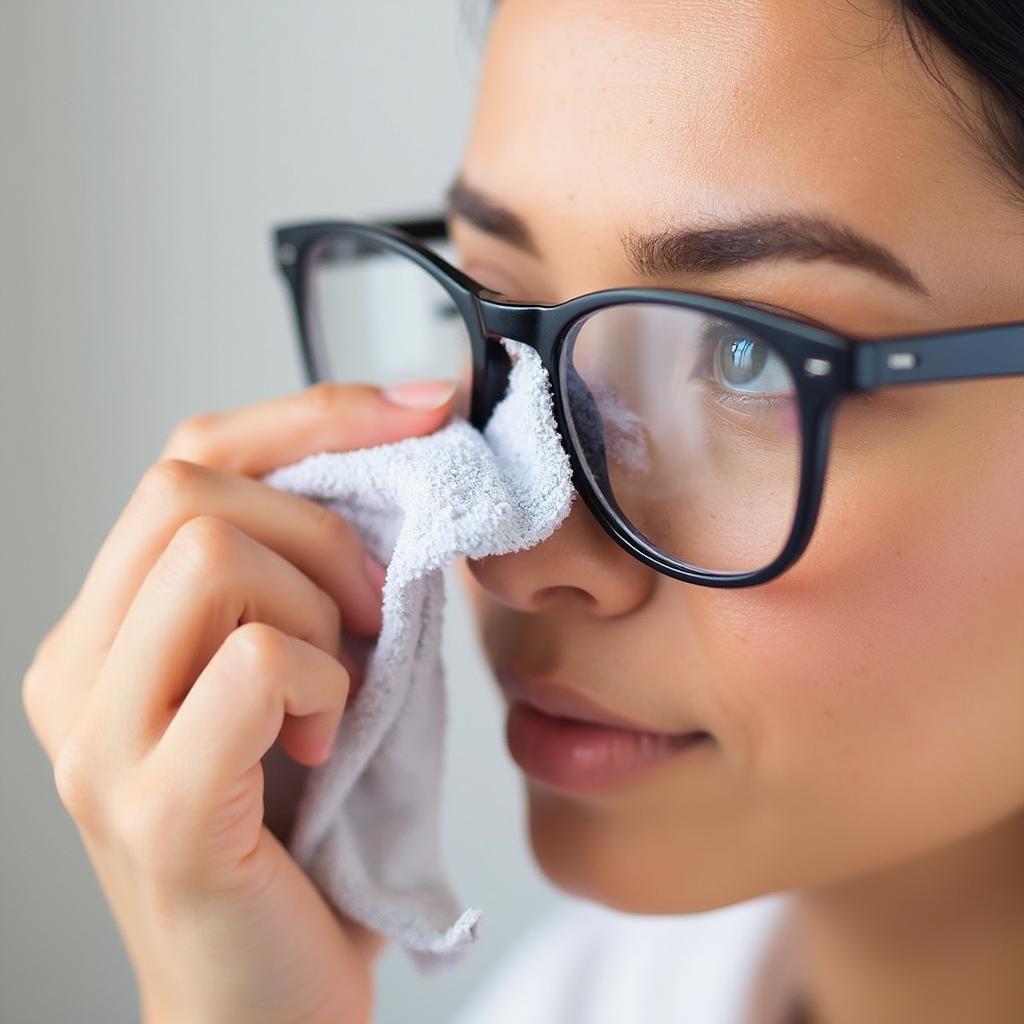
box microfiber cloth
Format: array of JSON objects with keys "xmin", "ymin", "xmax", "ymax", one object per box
[{"xmin": 260, "ymin": 338, "xmax": 575, "ymax": 974}]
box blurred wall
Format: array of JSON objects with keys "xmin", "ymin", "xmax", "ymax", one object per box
[{"xmin": 0, "ymin": 2, "xmax": 570, "ymax": 1021}]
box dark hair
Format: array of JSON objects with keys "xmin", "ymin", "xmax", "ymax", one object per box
[
  {"xmin": 888, "ymin": 1, "xmax": 1024, "ymax": 211},
  {"xmin": 477, "ymin": 0, "xmax": 1024, "ymax": 211}
]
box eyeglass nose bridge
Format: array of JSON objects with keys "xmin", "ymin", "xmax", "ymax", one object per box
[
  {"xmin": 470, "ymin": 298, "xmax": 549, "ymax": 429},
  {"xmin": 476, "ymin": 296, "xmax": 545, "ymax": 342}
]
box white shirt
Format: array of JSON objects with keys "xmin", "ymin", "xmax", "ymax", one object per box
[{"xmin": 450, "ymin": 892, "xmax": 799, "ymax": 1024}]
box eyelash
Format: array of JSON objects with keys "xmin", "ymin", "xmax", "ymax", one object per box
[{"xmin": 688, "ymin": 323, "xmax": 793, "ymax": 409}]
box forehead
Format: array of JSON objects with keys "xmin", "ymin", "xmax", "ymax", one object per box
[{"xmin": 462, "ymin": 0, "xmax": 979, "ymax": 271}]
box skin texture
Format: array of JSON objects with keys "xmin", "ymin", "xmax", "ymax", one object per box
[
  {"xmin": 21, "ymin": 379, "xmax": 461, "ymax": 1024},
  {"xmin": 450, "ymin": 1, "xmax": 1024, "ymax": 1021}
]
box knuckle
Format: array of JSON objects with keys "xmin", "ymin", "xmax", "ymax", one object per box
[
  {"xmin": 304, "ymin": 379, "xmax": 350, "ymax": 416},
  {"xmin": 20, "ymin": 656, "xmax": 49, "ymax": 736},
  {"xmin": 28, "ymin": 620, "xmax": 59, "ymax": 664},
  {"xmin": 21, "ymin": 622, "xmax": 77, "ymax": 758},
  {"xmin": 164, "ymin": 514, "xmax": 246, "ymax": 580},
  {"xmin": 163, "ymin": 412, "xmax": 221, "ymax": 462},
  {"xmin": 225, "ymin": 621, "xmax": 294, "ymax": 682},
  {"xmin": 133, "ymin": 458, "xmax": 205, "ymax": 518},
  {"xmin": 52, "ymin": 736, "xmax": 98, "ymax": 825}
]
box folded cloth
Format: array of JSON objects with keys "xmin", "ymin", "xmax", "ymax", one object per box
[{"xmin": 260, "ymin": 338, "xmax": 575, "ymax": 974}]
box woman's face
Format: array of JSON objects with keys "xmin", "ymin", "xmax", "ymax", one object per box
[{"xmin": 451, "ymin": 0, "xmax": 1024, "ymax": 913}]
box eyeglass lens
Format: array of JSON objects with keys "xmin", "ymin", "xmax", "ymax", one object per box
[
  {"xmin": 562, "ymin": 303, "xmax": 803, "ymax": 574},
  {"xmin": 305, "ymin": 236, "xmax": 803, "ymax": 576},
  {"xmin": 305, "ymin": 233, "xmax": 474, "ymax": 419}
]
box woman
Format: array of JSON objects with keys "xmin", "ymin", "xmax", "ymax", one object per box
[{"xmin": 21, "ymin": 1, "xmax": 1024, "ymax": 1021}]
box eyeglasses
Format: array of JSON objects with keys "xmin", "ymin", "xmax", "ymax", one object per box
[{"xmin": 271, "ymin": 215, "xmax": 1024, "ymax": 589}]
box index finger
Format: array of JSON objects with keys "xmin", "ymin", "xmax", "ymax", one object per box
[{"xmin": 160, "ymin": 379, "xmax": 459, "ymax": 478}]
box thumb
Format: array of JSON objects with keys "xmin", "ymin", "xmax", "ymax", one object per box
[{"xmin": 162, "ymin": 377, "xmax": 459, "ymax": 479}]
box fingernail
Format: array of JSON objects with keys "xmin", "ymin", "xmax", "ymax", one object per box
[
  {"xmin": 382, "ymin": 378, "xmax": 457, "ymax": 409},
  {"xmin": 362, "ymin": 552, "xmax": 387, "ymax": 596}
]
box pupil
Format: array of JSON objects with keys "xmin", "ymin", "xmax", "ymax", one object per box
[{"xmin": 721, "ymin": 336, "xmax": 765, "ymax": 385}]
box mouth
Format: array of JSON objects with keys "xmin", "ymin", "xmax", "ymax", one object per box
[
  {"xmin": 495, "ymin": 667, "xmax": 711, "ymax": 794},
  {"xmin": 495, "ymin": 666, "xmax": 707, "ymax": 738}
]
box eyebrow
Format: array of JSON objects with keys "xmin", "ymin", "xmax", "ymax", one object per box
[{"xmin": 443, "ymin": 173, "xmax": 930, "ymax": 298}]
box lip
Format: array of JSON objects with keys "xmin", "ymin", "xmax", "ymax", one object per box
[
  {"xmin": 504, "ymin": 703, "xmax": 709, "ymax": 795},
  {"xmin": 496, "ymin": 667, "xmax": 702, "ymax": 737}
]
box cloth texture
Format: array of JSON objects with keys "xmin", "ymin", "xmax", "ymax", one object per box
[{"xmin": 260, "ymin": 338, "xmax": 575, "ymax": 973}]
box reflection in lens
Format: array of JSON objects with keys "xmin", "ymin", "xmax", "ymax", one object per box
[
  {"xmin": 307, "ymin": 234, "xmax": 474, "ymax": 419},
  {"xmin": 563, "ymin": 302, "xmax": 802, "ymax": 574}
]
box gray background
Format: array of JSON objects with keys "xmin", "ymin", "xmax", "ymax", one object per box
[{"xmin": 1, "ymin": 2, "xmax": 570, "ymax": 1021}]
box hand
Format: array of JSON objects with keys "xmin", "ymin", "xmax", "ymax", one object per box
[{"xmin": 21, "ymin": 378, "xmax": 458, "ymax": 1024}]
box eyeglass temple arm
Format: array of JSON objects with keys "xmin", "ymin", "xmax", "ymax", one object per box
[
  {"xmin": 273, "ymin": 214, "xmax": 449, "ymax": 266},
  {"xmin": 852, "ymin": 322, "xmax": 1024, "ymax": 390},
  {"xmin": 381, "ymin": 215, "xmax": 448, "ymax": 241}
]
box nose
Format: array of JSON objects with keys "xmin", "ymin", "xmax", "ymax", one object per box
[{"xmin": 464, "ymin": 491, "xmax": 658, "ymax": 617}]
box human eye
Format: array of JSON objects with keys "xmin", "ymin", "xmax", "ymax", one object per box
[{"xmin": 693, "ymin": 318, "xmax": 795, "ymax": 405}]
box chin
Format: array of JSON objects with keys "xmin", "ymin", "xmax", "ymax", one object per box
[{"xmin": 523, "ymin": 781, "xmax": 780, "ymax": 917}]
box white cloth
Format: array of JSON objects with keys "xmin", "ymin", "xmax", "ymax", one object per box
[
  {"xmin": 259, "ymin": 338, "xmax": 575, "ymax": 974},
  {"xmin": 450, "ymin": 892, "xmax": 798, "ymax": 1024}
]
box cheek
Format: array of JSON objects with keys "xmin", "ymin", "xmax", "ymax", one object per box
[
  {"xmin": 455, "ymin": 557, "xmax": 518, "ymax": 666},
  {"xmin": 700, "ymin": 380, "xmax": 1024, "ymax": 866}
]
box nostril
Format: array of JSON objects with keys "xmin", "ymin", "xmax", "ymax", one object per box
[{"xmin": 531, "ymin": 584, "xmax": 598, "ymax": 613}]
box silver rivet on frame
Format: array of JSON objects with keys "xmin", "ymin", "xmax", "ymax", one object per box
[
  {"xmin": 886, "ymin": 352, "xmax": 919, "ymax": 370},
  {"xmin": 278, "ymin": 243, "xmax": 298, "ymax": 266},
  {"xmin": 803, "ymin": 357, "xmax": 832, "ymax": 377}
]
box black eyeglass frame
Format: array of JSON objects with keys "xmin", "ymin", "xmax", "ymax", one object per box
[{"xmin": 272, "ymin": 215, "xmax": 1024, "ymax": 589}]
